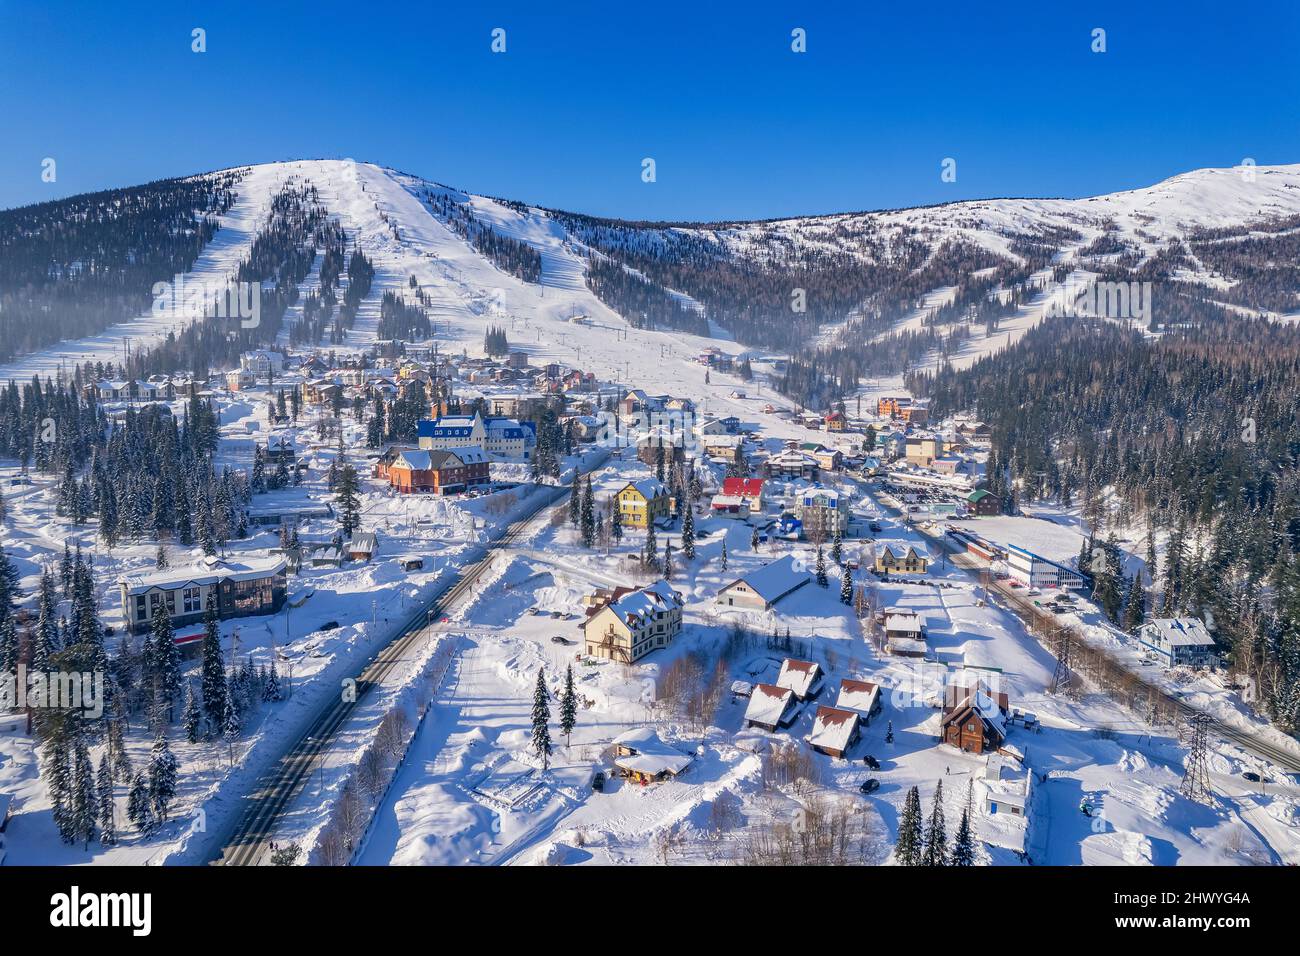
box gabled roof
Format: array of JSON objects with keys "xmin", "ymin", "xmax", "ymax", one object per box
[
  {"xmin": 876, "ymin": 539, "xmax": 931, "ymax": 562},
  {"xmin": 620, "ymin": 478, "xmax": 668, "ymax": 501},
  {"xmin": 720, "ymin": 555, "xmax": 810, "ymax": 605},
  {"xmin": 744, "ymin": 683, "xmax": 795, "ymax": 727},
  {"xmin": 836, "ymin": 679, "xmax": 880, "ymax": 715},
  {"xmin": 776, "ymin": 658, "xmax": 823, "ymax": 699},
  {"xmin": 590, "ymin": 580, "xmax": 682, "ymax": 629},
  {"xmin": 807, "ymin": 706, "xmax": 860, "ymax": 752},
  {"xmin": 1141, "ymin": 617, "xmax": 1216, "ymax": 648}
]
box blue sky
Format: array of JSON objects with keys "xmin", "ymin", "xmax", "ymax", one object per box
[{"xmin": 2, "ymin": 0, "xmax": 1297, "ymax": 220}]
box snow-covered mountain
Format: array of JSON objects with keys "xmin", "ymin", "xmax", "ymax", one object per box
[{"xmin": 3, "ymin": 158, "xmax": 1300, "ymax": 389}]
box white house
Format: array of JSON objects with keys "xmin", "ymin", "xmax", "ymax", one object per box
[
  {"xmin": 835, "ymin": 678, "xmax": 882, "ymax": 724},
  {"xmin": 1006, "ymin": 544, "xmax": 1086, "ymax": 590},
  {"xmin": 715, "ymin": 555, "xmax": 811, "ymax": 610},
  {"xmin": 775, "ymin": 658, "xmax": 824, "ymax": 701},
  {"xmin": 1136, "ymin": 618, "xmax": 1217, "ymax": 669}
]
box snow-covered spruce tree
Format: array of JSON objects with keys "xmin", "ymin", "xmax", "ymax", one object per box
[
  {"xmin": 642, "ymin": 524, "xmax": 658, "ymax": 572},
  {"xmin": 530, "ymin": 668, "xmax": 552, "ymax": 771},
  {"xmin": 182, "ymin": 682, "xmax": 202, "ymax": 744},
  {"xmin": 569, "ymin": 476, "xmax": 581, "ymax": 526},
  {"xmin": 559, "ymin": 664, "xmax": 578, "ymax": 747},
  {"xmin": 681, "ymin": 506, "xmax": 695, "ymax": 560},
  {"xmin": 335, "ymin": 463, "xmax": 361, "ymax": 537},
  {"xmin": 951, "ymin": 808, "xmax": 975, "ymax": 865},
  {"xmin": 663, "ymin": 541, "xmax": 674, "ymax": 581},
  {"xmin": 199, "ymin": 599, "xmax": 226, "ymax": 733},
  {"xmin": 263, "ymin": 658, "xmax": 282, "ymax": 702},
  {"xmin": 815, "ymin": 546, "xmax": 828, "ymax": 588},
  {"xmin": 720, "ymin": 540, "xmax": 728, "ymax": 572},
  {"xmin": 32, "ymin": 569, "xmax": 59, "ymax": 672},
  {"xmin": 148, "ymin": 728, "xmax": 178, "ymax": 823},
  {"xmin": 222, "ymin": 676, "xmax": 242, "ymax": 765},
  {"xmin": 1123, "ymin": 571, "xmax": 1146, "ymax": 633},
  {"xmin": 580, "ymin": 476, "xmax": 595, "ymax": 548},
  {"xmin": 127, "ymin": 771, "xmax": 154, "ymax": 835},
  {"xmin": 72, "ymin": 737, "xmax": 98, "ymax": 850},
  {"xmin": 97, "ymin": 753, "xmax": 117, "ymax": 847},
  {"xmin": 832, "ymin": 527, "xmax": 843, "ymax": 566},
  {"xmin": 840, "ymin": 567, "xmax": 853, "ymax": 605},
  {"xmin": 921, "ymin": 780, "xmax": 948, "ymax": 866},
  {"xmin": 895, "ymin": 785, "xmax": 923, "ymax": 865},
  {"xmin": 150, "ymin": 607, "xmax": 181, "ymax": 721},
  {"xmin": 610, "ymin": 501, "xmax": 623, "ymax": 544}
]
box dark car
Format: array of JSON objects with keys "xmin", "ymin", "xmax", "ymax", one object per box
[
  {"xmin": 859, "ymin": 778, "xmax": 880, "ymax": 794},
  {"xmin": 1242, "ymin": 771, "xmax": 1262, "ymax": 783},
  {"xmin": 863, "ymin": 755, "xmax": 881, "ymax": 770},
  {"xmin": 869, "ymin": 522, "xmax": 883, "ymax": 533},
  {"xmin": 591, "ymin": 771, "xmax": 605, "ymax": 792},
  {"xmin": 320, "ymin": 621, "xmax": 340, "ymax": 631},
  {"xmin": 550, "ymin": 635, "xmax": 570, "ymax": 645}
]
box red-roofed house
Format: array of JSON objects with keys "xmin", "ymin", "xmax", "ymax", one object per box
[
  {"xmin": 743, "ymin": 683, "xmax": 797, "ymax": 732},
  {"xmin": 807, "ymin": 705, "xmax": 861, "ymax": 758},
  {"xmin": 721, "ymin": 476, "xmax": 767, "ymax": 513},
  {"xmin": 776, "ymin": 658, "xmax": 824, "ymax": 701}
]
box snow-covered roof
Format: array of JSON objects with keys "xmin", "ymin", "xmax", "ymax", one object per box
[
  {"xmin": 883, "ymin": 613, "xmax": 923, "ymax": 634},
  {"xmin": 722, "ymin": 555, "xmax": 810, "ymax": 604},
  {"xmin": 807, "ymin": 706, "xmax": 860, "ymax": 752},
  {"xmin": 722, "ymin": 477, "xmax": 765, "ymax": 497},
  {"xmin": 622, "ymin": 478, "xmax": 668, "ymax": 501},
  {"xmin": 876, "ymin": 539, "xmax": 931, "ymax": 562},
  {"xmin": 835, "ymin": 679, "xmax": 880, "ymax": 716},
  {"xmin": 776, "ymin": 658, "xmax": 823, "ymax": 699},
  {"xmin": 1140, "ymin": 618, "xmax": 1215, "ymax": 648},
  {"xmin": 612, "ymin": 727, "xmax": 693, "ymax": 777},
  {"xmin": 599, "ymin": 580, "xmax": 683, "ymax": 628},
  {"xmin": 744, "ymin": 683, "xmax": 795, "ymax": 727},
  {"xmin": 120, "ymin": 554, "xmax": 286, "ymax": 594}
]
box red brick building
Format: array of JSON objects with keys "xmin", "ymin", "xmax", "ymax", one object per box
[{"xmin": 383, "ymin": 447, "xmax": 489, "ymax": 495}]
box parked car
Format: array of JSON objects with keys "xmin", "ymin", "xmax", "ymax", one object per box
[
  {"xmin": 859, "ymin": 778, "xmax": 880, "ymax": 794},
  {"xmin": 550, "ymin": 635, "xmax": 571, "ymax": 645},
  {"xmin": 869, "ymin": 522, "xmax": 882, "ymax": 533},
  {"xmin": 863, "ymin": 755, "xmax": 881, "ymax": 770},
  {"xmin": 1242, "ymin": 771, "xmax": 1262, "ymax": 783},
  {"xmin": 591, "ymin": 771, "xmax": 605, "ymax": 792},
  {"xmin": 319, "ymin": 621, "xmax": 339, "ymax": 631}
]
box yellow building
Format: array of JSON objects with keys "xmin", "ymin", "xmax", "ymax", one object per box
[
  {"xmin": 583, "ymin": 581, "xmax": 684, "ymax": 662},
  {"xmin": 616, "ymin": 478, "xmax": 669, "ymax": 529}
]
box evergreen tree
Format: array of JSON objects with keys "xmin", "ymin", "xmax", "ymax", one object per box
[
  {"xmin": 681, "ymin": 505, "xmax": 695, "ymax": 560},
  {"xmin": 182, "ymin": 681, "xmax": 202, "ymax": 743},
  {"xmin": 148, "ymin": 729, "xmax": 177, "ymax": 822},
  {"xmin": 530, "ymin": 667, "xmax": 552, "ymax": 771},
  {"xmin": 199, "ymin": 599, "xmax": 226, "ymax": 732},
  {"xmin": 127, "ymin": 771, "xmax": 153, "ymax": 835},
  {"xmin": 895, "ymin": 785, "xmax": 923, "ymax": 865},
  {"xmin": 720, "ymin": 540, "xmax": 728, "ymax": 572},
  {"xmin": 815, "ymin": 546, "xmax": 828, "ymax": 587},
  {"xmin": 569, "ymin": 477, "xmax": 581, "ymax": 527},
  {"xmin": 335, "ymin": 463, "xmax": 361, "ymax": 537},
  {"xmin": 97, "ymin": 753, "xmax": 117, "ymax": 847},
  {"xmin": 950, "ymin": 808, "xmax": 975, "ymax": 865},
  {"xmin": 922, "ymin": 780, "xmax": 948, "ymax": 866},
  {"xmin": 559, "ymin": 664, "xmax": 578, "ymax": 747},
  {"xmin": 263, "ymin": 659, "xmax": 282, "ymax": 702},
  {"xmin": 662, "ymin": 540, "xmax": 674, "ymax": 581},
  {"xmin": 610, "ymin": 502, "xmax": 623, "ymax": 544},
  {"xmin": 150, "ymin": 607, "xmax": 181, "ymax": 721},
  {"xmin": 1122, "ymin": 572, "xmax": 1146, "ymax": 633},
  {"xmin": 831, "ymin": 527, "xmax": 843, "ymax": 566},
  {"xmin": 71, "ymin": 736, "xmax": 98, "ymax": 849},
  {"xmin": 840, "ymin": 566, "xmax": 853, "ymax": 605},
  {"xmin": 580, "ymin": 476, "xmax": 596, "ymax": 548}
]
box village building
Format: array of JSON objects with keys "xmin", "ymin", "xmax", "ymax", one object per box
[
  {"xmin": 721, "ymin": 476, "xmax": 767, "ymax": 513},
  {"xmin": 715, "ymin": 555, "xmax": 811, "ymax": 610},
  {"xmin": 611, "ymin": 727, "xmax": 694, "ymax": 784},
  {"xmin": 383, "ymin": 447, "xmax": 490, "ymax": 495},
  {"xmin": 942, "ymin": 688, "xmax": 1009, "ymax": 755},
  {"xmin": 797, "ymin": 486, "xmax": 850, "ymax": 540},
  {"xmin": 417, "ymin": 411, "xmax": 535, "ymax": 461},
  {"xmin": 1136, "ymin": 618, "xmax": 1218, "ymax": 669},
  {"xmin": 806, "ymin": 705, "xmax": 861, "ymax": 758},
  {"xmin": 615, "ymin": 478, "xmax": 670, "ymax": 529},
  {"xmin": 877, "ymin": 396, "xmax": 912, "ymax": 417},
  {"xmin": 119, "ymin": 555, "xmax": 287, "ymax": 634},
  {"xmin": 967, "ymin": 488, "xmax": 1001, "ymax": 516},
  {"xmin": 835, "ymin": 678, "xmax": 882, "ymax": 724},
  {"xmin": 764, "ymin": 448, "xmax": 819, "ymax": 481},
  {"xmin": 581, "ymin": 580, "xmax": 684, "ymax": 663},
  {"xmin": 1005, "ymin": 545, "xmax": 1086, "ymax": 590},
  {"xmin": 346, "ymin": 532, "xmax": 377, "ymax": 562},
  {"xmin": 776, "ymin": 658, "xmax": 824, "ymax": 701},
  {"xmin": 905, "ymin": 434, "xmax": 941, "ymax": 467},
  {"xmin": 240, "ymin": 349, "xmax": 285, "ymax": 378},
  {"xmin": 874, "ymin": 540, "xmax": 931, "ymax": 575},
  {"xmin": 743, "ymin": 683, "xmax": 797, "ymax": 732}
]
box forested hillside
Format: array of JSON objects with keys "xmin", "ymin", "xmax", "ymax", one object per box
[{"xmin": 0, "ymin": 172, "xmax": 241, "ymax": 363}]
